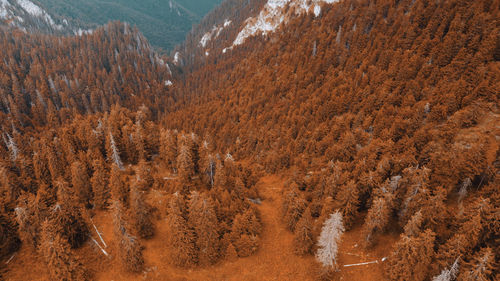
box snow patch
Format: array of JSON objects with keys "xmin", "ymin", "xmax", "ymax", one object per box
[
  {"xmin": 16, "ymin": 0, "xmax": 63, "ymax": 29},
  {"xmin": 233, "ymin": 0, "xmax": 339, "ymax": 46},
  {"xmin": 314, "ymin": 5, "xmax": 321, "ymax": 16},
  {"xmin": 0, "ymin": 0, "xmax": 11, "ymax": 19},
  {"xmin": 164, "ymin": 80, "xmax": 173, "ymax": 86},
  {"xmin": 199, "ymin": 19, "xmax": 232, "ymax": 48},
  {"xmin": 173, "ymin": 52, "xmax": 181, "ymax": 65},
  {"xmin": 17, "ymin": 0, "xmax": 44, "ymax": 17},
  {"xmin": 200, "ymin": 30, "xmax": 213, "ymax": 47},
  {"xmin": 75, "ymin": 28, "xmax": 93, "ymax": 36}
]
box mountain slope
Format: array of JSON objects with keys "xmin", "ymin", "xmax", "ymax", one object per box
[
  {"xmin": 0, "ymin": 0, "xmax": 498, "ymax": 280},
  {"xmin": 35, "ymin": 0, "xmax": 224, "ymax": 50},
  {"xmin": 1, "ymin": 0, "xmax": 224, "ymax": 50},
  {"xmin": 164, "ymin": 0, "xmax": 499, "ymax": 278},
  {"xmin": 0, "ymin": 0, "xmax": 88, "ymax": 34}
]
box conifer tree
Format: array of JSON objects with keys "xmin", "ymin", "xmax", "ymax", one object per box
[
  {"xmin": 432, "ymin": 258, "xmax": 459, "ymax": 281},
  {"xmin": 199, "ymin": 142, "xmax": 216, "ymax": 187},
  {"xmin": 48, "ymin": 206, "xmax": 89, "ymax": 249},
  {"xmin": 316, "ymin": 211, "xmax": 344, "ymax": 269},
  {"xmin": 293, "ymin": 207, "xmax": 314, "ymax": 255},
  {"xmin": 33, "ymin": 151, "xmax": 51, "ymax": 185},
  {"xmin": 233, "ymin": 234, "xmax": 259, "ymax": 258},
  {"xmin": 39, "ymin": 220, "xmax": 87, "ymax": 281},
  {"xmin": 435, "ymin": 213, "xmax": 483, "ymax": 270},
  {"xmin": 15, "ymin": 194, "xmax": 41, "ymax": 249},
  {"xmin": 159, "ymin": 129, "xmax": 177, "ymax": 173},
  {"xmin": 165, "ymin": 195, "xmax": 197, "ymax": 267},
  {"xmin": 45, "ymin": 143, "xmax": 65, "ymax": 182},
  {"xmin": 112, "ymin": 201, "xmax": 144, "ymax": 273},
  {"xmin": 130, "ymin": 184, "xmax": 154, "ymax": 239},
  {"xmin": 361, "ymin": 193, "xmax": 393, "ymax": 247},
  {"xmin": 283, "ymin": 195, "xmax": 307, "ymax": 232},
  {"xmin": 188, "ymin": 191, "xmax": 219, "ymax": 265},
  {"xmin": 313, "ymin": 196, "xmax": 335, "ymax": 239},
  {"xmin": 71, "ymin": 161, "xmax": 92, "ymax": 208},
  {"xmin": 458, "ymin": 248, "xmax": 495, "ymax": 281},
  {"xmin": 214, "ymin": 158, "xmax": 227, "ymax": 188},
  {"xmin": 91, "ymin": 158, "xmax": 109, "ymax": 210},
  {"xmin": 177, "ymin": 144, "xmax": 194, "ymax": 181},
  {"xmin": 0, "ymin": 211, "xmax": 20, "ymax": 259},
  {"xmin": 404, "ymin": 210, "xmax": 423, "ymax": 237},
  {"xmin": 335, "ymin": 180, "xmax": 359, "ymax": 229},
  {"xmin": 225, "ymin": 242, "xmax": 238, "ymax": 261},
  {"xmin": 110, "ymin": 165, "xmax": 128, "ymax": 207},
  {"xmin": 386, "ymin": 229, "xmax": 436, "ymax": 281},
  {"xmin": 135, "ymin": 160, "xmax": 154, "ymax": 191},
  {"xmin": 106, "ymin": 133, "xmax": 124, "ymax": 170}
]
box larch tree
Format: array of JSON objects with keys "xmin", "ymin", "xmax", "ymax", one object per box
[
  {"xmin": 159, "ymin": 129, "xmax": 177, "ymax": 173},
  {"xmin": 188, "ymin": 191, "xmax": 219, "ymax": 265},
  {"xmin": 225, "ymin": 242, "xmax": 238, "ymax": 260},
  {"xmin": 361, "ymin": 193, "xmax": 393, "ymax": 247},
  {"xmin": 177, "ymin": 144, "xmax": 194, "ymax": 182},
  {"xmin": 0, "ymin": 210, "xmax": 20, "ymax": 259},
  {"xmin": 435, "ymin": 213, "xmax": 483, "ymax": 271},
  {"xmin": 135, "ymin": 160, "xmax": 154, "ymax": 191},
  {"xmin": 49, "ymin": 183, "xmax": 90, "ymax": 249},
  {"xmin": 91, "ymin": 158, "xmax": 109, "ymax": 210},
  {"xmin": 403, "ymin": 210, "xmax": 424, "ymax": 237},
  {"xmin": 214, "ymin": 158, "xmax": 227, "ymax": 188},
  {"xmin": 281, "ymin": 187, "xmax": 306, "ymax": 232},
  {"xmin": 335, "ymin": 180, "xmax": 360, "ymax": 229},
  {"xmin": 432, "ymin": 258, "xmax": 459, "ymax": 281},
  {"xmin": 230, "ymin": 208, "xmax": 261, "ymax": 257},
  {"xmin": 165, "ymin": 194, "xmax": 197, "ymax": 267},
  {"xmin": 32, "ymin": 151, "xmax": 51, "ymax": 185},
  {"xmin": 71, "ymin": 161, "xmax": 92, "ymax": 209},
  {"xmin": 283, "ymin": 194, "xmax": 307, "ymax": 232},
  {"xmin": 458, "ymin": 248, "xmax": 495, "ymax": 281},
  {"xmin": 112, "ymin": 201, "xmax": 144, "ymax": 273},
  {"xmin": 199, "ymin": 141, "xmax": 216, "ymax": 187},
  {"xmin": 39, "ymin": 220, "xmax": 87, "ymax": 281},
  {"xmin": 14, "ymin": 194, "xmax": 39, "ymax": 250},
  {"xmin": 315, "ymin": 211, "xmax": 344, "ymax": 269},
  {"xmin": 293, "ymin": 207, "xmax": 314, "ymax": 255},
  {"xmin": 133, "ymin": 118, "xmax": 147, "ymax": 161},
  {"xmin": 106, "ymin": 133, "xmax": 124, "ymax": 170},
  {"xmin": 130, "ymin": 184, "xmax": 154, "ymax": 239},
  {"xmin": 386, "ymin": 229, "xmax": 436, "ymax": 281},
  {"xmin": 109, "ymin": 165, "xmax": 129, "ymax": 207}
]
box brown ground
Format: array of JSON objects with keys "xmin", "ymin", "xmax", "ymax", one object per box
[{"xmin": 4, "ymin": 175, "xmax": 396, "ymax": 281}]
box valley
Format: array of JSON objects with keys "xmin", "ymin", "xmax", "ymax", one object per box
[{"xmin": 0, "ymin": 0, "xmax": 498, "ymax": 280}]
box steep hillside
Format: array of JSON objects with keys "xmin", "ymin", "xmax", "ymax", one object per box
[
  {"xmin": 0, "ymin": 0, "xmax": 88, "ymax": 35},
  {"xmin": 0, "ymin": 21, "xmax": 172, "ymax": 130},
  {"xmin": 1, "ymin": 0, "xmax": 223, "ymax": 50},
  {"xmin": 36, "ymin": 0, "xmax": 224, "ymax": 50},
  {"xmin": 0, "ymin": 0, "xmax": 498, "ymax": 280},
  {"xmin": 165, "ymin": 0, "xmax": 499, "ymax": 278}
]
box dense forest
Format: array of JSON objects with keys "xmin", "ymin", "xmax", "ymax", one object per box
[
  {"xmin": 0, "ymin": 0, "xmax": 498, "ymax": 280},
  {"xmin": 1, "ymin": 0, "xmax": 223, "ymax": 50},
  {"xmin": 35, "ymin": 0, "xmax": 225, "ymax": 50}
]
